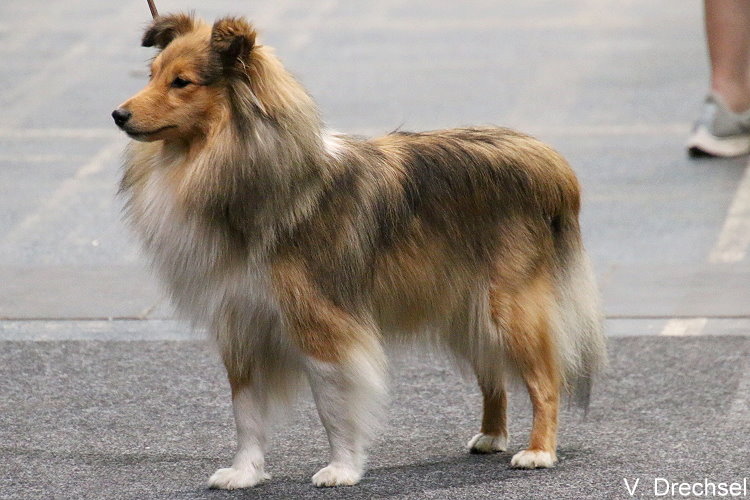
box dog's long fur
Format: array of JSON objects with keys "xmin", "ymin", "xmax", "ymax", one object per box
[{"xmin": 114, "ymin": 13, "xmax": 606, "ymax": 489}]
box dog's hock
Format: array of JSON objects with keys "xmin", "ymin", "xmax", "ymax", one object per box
[{"xmin": 211, "ymin": 17, "xmax": 257, "ymax": 69}]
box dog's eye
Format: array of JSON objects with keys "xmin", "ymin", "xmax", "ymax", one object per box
[{"xmin": 171, "ymin": 77, "xmax": 191, "ymax": 89}]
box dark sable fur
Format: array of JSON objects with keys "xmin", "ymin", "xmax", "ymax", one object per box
[
  {"xmin": 211, "ymin": 16, "xmax": 256, "ymax": 72},
  {"xmin": 291, "ymin": 129, "xmax": 576, "ymax": 308},
  {"xmin": 142, "ymin": 13, "xmax": 196, "ymax": 49}
]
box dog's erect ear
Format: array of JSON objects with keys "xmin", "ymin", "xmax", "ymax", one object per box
[
  {"xmin": 142, "ymin": 13, "xmax": 196, "ymax": 49},
  {"xmin": 211, "ymin": 17, "xmax": 257, "ymax": 71}
]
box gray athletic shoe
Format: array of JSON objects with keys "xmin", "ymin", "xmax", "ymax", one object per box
[{"xmin": 687, "ymin": 93, "xmax": 750, "ymax": 157}]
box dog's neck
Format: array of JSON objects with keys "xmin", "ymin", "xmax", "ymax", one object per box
[{"xmin": 150, "ymin": 105, "xmax": 336, "ymax": 254}]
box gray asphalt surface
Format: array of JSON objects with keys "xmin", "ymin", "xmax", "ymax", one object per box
[
  {"xmin": 1, "ymin": 0, "xmax": 749, "ymax": 498},
  {"xmin": 2, "ymin": 337, "xmax": 749, "ymax": 500}
]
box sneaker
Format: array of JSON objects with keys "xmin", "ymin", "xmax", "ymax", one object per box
[{"xmin": 687, "ymin": 93, "xmax": 750, "ymax": 157}]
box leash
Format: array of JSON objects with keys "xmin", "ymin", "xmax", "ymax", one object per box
[{"xmin": 146, "ymin": 0, "xmax": 159, "ymax": 19}]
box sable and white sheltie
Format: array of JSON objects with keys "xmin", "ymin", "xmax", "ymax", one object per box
[{"xmin": 113, "ymin": 13, "xmax": 606, "ymax": 489}]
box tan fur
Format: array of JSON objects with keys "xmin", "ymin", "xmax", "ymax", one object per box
[
  {"xmin": 115, "ymin": 13, "xmax": 606, "ymax": 488},
  {"xmin": 493, "ymin": 268, "xmax": 560, "ymax": 454},
  {"xmin": 270, "ymin": 257, "xmax": 363, "ymax": 363}
]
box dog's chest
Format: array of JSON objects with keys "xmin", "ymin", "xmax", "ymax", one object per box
[{"xmin": 129, "ymin": 169, "xmax": 278, "ymax": 324}]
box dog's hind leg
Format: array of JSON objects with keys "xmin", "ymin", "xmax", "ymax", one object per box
[
  {"xmin": 467, "ymin": 374, "xmax": 509, "ymax": 454},
  {"xmin": 509, "ymin": 352, "xmax": 559, "ymax": 468},
  {"xmin": 492, "ymin": 268, "xmax": 561, "ymax": 469}
]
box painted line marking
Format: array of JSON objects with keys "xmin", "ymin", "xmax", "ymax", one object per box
[
  {"xmin": 0, "ymin": 154, "xmax": 91, "ymax": 163},
  {"xmin": 660, "ymin": 318, "xmax": 708, "ymax": 336},
  {"xmin": 0, "ymin": 128, "xmax": 118, "ymax": 139},
  {"xmin": 1, "ymin": 317, "xmax": 747, "ymax": 340},
  {"xmin": 727, "ymin": 360, "xmax": 750, "ymax": 426},
  {"xmin": 3, "ymin": 141, "xmax": 122, "ymax": 244},
  {"xmin": 709, "ymin": 162, "xmax": 750, "ymax": 264},
  {"xmin": 0, "ymin": 320, "xmax": 203, "ymax": 341}
]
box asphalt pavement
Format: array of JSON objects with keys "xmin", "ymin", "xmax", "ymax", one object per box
[{"xmin": 1, "ymin": 1, "xmax": 749, "ymax": 498}]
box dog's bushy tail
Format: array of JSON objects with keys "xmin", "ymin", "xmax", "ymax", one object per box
[{"xmin": 550, "ymin": 212, "xmax": 607, "ymax": 411}]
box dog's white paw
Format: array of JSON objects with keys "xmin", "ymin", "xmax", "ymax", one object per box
[
  {"xmin": 467, "ymin": 433, "xmax": 508, "ymax": 453},
  {"xmin": 207, "ymin": 467, "xmax": 270, "ymax": 489},
  {"xmin": 510, "ymin": 449, "xmax": 557, "ymax": 469},
  {"xmin": 311, "ymin": 463, "xmax": 362, "ymax": 487}
]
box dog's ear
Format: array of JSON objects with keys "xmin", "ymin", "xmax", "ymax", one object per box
[
  {"xmin": 142, "ymin": 13, "xmax": 196, "ymax": 49},
  {"xmin": 211, "ymin": 17, "xmax": 257, "ymax": 71}
]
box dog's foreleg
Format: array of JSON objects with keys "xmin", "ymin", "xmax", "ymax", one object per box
[
  {"xmin": 269, "ymin": 260, "xmax": 387, "ymax": 486},
  {"xmin": 207, "ymin": 381, "xmax": 270, "ymax": 489},
  {"xmin": 305, "ymin": 346, "xmax": 386, "ymax": 487}
]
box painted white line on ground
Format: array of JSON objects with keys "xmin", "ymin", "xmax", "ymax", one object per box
[
  {"xmin": 727, "ymin": 361, "xmax": 750, "ymax": 426},
  {"xmin": 0, "ymin": 42, "xmax": 90, "ymax": 126},
  {"xmin": 1, "ymin": 317, "xmax": 745, "ymax": 340},
  {"xmin": 0, "ymin": 154, "xmax": 91, "ymax": 163},
  {"xmin": 0, "ymin": 320, "xmax": 203, "ymax": 341},
  {"xmin": 660, "ymin": 318, "xmax": 708, "ymax": 336},
  {"xmin": 320, "ymin": 10, "xmax": 635, "ymax": 31},
  {"xmin": 0, "ymin": 128, "xmax": 118, "ymax": 139},
  {"xmin": 709, "ymin": 161, "xmax": 750, "ymax": 264},
  {"xmin": 3, "ymin": 141, "xmax": 122, "ymax": 244},
  {"xmin": 527, "ymin": 123, "xmax": 689, "ymax": 137}
]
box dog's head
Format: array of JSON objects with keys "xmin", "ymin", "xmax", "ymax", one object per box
[{"xmin": 112, "ymin": 14, "xmax": 257, "ymax": 142}]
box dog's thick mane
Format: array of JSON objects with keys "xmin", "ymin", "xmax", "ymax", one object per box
[{"xmin": 123, "ymin": 14, "xmax": 337, "ymax": 251}]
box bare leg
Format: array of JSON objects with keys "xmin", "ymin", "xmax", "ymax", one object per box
[
  {"xmin": 705, "ymin": 0, "xmax": 750, "ymax": 111},
  {"xmin": 207, "ymin": 381, "xmax": 270, "ymax": 489}
]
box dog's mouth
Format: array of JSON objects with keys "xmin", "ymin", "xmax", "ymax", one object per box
[{"xmin": 123, "ymin": 124, "xmax": 178, "ymax": 139}]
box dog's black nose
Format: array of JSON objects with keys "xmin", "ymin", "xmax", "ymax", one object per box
[{"xmin": 111, "ymin": 108, "xmax": 132, "ymax": 127}]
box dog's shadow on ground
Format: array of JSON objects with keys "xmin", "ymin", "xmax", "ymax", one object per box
[{"xmin": 188, "ymin": 449, "xmax": 589, "ymax": 499}]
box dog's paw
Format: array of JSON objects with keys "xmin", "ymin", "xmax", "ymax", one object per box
[
  {"xmin": 467, "ymin": 433, "xmax": 508, "ymax": 454},
  {"xmin": 311, "ymin": 463, "xmax": 362, "ymax": 487},
  {"xmin": 207, "ymin": 467, "xmax": 270, "ymax": 489},
  {"xmin": 510, "ymin": 449, "xmax": 556, "ymax": 469}
]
